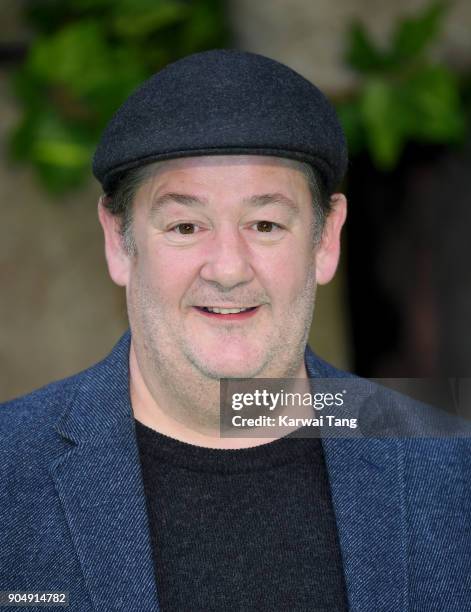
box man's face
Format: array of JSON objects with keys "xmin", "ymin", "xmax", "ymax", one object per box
[{"xmin": 100, "ymin": 155, "xmax": 345, "ymax": 386}]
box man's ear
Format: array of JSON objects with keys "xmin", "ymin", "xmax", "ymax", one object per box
[
  {"xmin": 97, "ymin": 196, "xmax": 131, "ymax": 287},
  {"xmin": 315, "ymin": 193, "xmax": 347, "ymax": 285}
]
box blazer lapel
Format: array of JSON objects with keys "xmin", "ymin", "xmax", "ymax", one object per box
[
  {"xmin": 305, "ymin": 346, "xmax": 408, "ymax": 612},
  {"xmin": 49, "ymin": 332, "xmax": 160, "ymax": 612},
  {"xmin": 321, "ymin": 436, "xmax": 408, "ymax": 612}
]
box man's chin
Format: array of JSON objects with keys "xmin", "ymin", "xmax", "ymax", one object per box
[{"xmin": 191, "ymin": 355, "xmax": 267, "ymax": 380}]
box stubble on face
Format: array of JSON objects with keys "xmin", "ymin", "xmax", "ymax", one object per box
[{"xmin": 127, "ymin": 256, "xmax": 317, "ymax": 433}]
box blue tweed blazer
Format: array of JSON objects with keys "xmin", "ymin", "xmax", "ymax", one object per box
[{"xmin": 1, "ymin": 331, "xmax": 470, "ymax": 611}]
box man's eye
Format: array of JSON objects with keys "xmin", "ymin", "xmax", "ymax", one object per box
[
  {"xmin": 171, "ymin": 223, "xmax": 198, "ymax": 235},
  {"xmin": 253, "ymin": 221, "xmax": 281, "ymax": 232}
]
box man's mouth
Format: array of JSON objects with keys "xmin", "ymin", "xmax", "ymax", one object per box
[{"xmin": 193, "ymin": 306, "xmax": 260, "ymax": 320}]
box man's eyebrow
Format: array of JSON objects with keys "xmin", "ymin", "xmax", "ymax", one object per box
[
  {"xmin": 242, "ymin": 193, "xmax": 300, "ymax": 215},
  {"xmin": 148, "ymin": 191, "xmax": 300, "ymax": 219},
  {"xmin": 149, "ymin": 193, "xmax": 208, "ymax": 219}
]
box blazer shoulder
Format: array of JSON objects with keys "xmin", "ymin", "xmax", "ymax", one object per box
[
  {"xmin": 304, "ymin": 344, "xmax": 356, "ymax": 379},
  {"xmin": 0, "ymin": 362, "xmax": 101, "ymax": 447},
  {"xmin": 0, "ymin": 331, "xmax": 131, "ymax": 433}
]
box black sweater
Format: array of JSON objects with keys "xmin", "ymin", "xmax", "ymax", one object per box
[{"xmin": 135, "ymin": 420, "xmax": 348, "ymax": 612}]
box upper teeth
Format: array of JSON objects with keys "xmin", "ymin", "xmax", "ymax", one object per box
[{"xmin": 205, "ymin": 307, "xmax": 251, "ymax": 314}]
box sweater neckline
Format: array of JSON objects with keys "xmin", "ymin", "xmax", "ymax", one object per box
[{"xmin": 134, "ymin": 419, "xmax": 323, "ymax": 474}]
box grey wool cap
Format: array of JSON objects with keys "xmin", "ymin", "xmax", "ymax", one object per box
[{"xmin": 92, "ymin": 49, "xmax": 348, "ymax": 193}]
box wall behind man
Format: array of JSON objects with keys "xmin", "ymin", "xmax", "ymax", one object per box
[{"xmin": 0, "ymin": 74, "xmax": 127, "ymax": 402}]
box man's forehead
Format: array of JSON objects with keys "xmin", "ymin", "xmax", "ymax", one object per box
[
  {"xmin": 136, "ymin": 155, "xmax": 311, "ymax": 214},
  {"xmin": 139, "ymin": 155, "xmax": 310, "ymax": 192},
  {"xmin": 146, "ymin": 154, "xmax": 310, "ymax": 176}
]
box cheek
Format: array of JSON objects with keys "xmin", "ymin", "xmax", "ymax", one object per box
[
  {"xmin": 257, "ymin": 246, "xmax": 315, "ymax": 305},
  {"xmin": 135, "ymin": 244, "xmax": 196, "ymax": 303}
]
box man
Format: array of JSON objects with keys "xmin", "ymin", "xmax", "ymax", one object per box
[{"xmin": 1, "ymin": 50, "xmax": 469, "ymax": 612}]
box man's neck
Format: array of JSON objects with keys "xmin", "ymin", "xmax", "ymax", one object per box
[{"xmin": 129, "ymin": 342, "xmax": 309, "ymax": 449}]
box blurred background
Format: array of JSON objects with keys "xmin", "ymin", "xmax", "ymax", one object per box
[{"xmin": 1, "ymin": 0, "xmax": 470, "ymax": 401}]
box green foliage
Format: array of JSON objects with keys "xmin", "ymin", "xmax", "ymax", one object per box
[
  {"xmin": 9, "ymin": 0, "xmax": 230, "ymax": 193},
  {"xmin": 338, "ymin": 1, "xmax": 467, "ymax": 170}
]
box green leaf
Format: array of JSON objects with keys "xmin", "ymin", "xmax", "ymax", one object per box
[
  {"xmin": 9, "ymin": 111, "xmax": 40, "ymax": 161},
  {"xmin": 179, "ymin": 0, "xmax": 230, "ymax": 53},
  {"xmin": 29, "ymin": 22, "xmax": 143, "ymax": 95},
  {"xmin": 32, "ymin": 140, "xmax": 90, "ymax": 167},
  {"xmin": 9, "ymin": 109, "xmax": 94, "ymax": 192},
  {"xmin": 401, "ymin": 65, "xmax": 466, "ymax": 142},
  {"xmin": 360, "ymin": 80, "xmax": 405, "ymax": 169},
  {"xmin": 112, "ymin": 0, "xmax": 189, "ymax": 37},
  {"xmin": 336, "ymin": 100, "xmax": 365, "ymax": 156},
  {"xmin": 345, "ymin": 21, "xmax": 390, "ymax": 74},
  {"xmin": 10, "ymin": 67, "xmax": 46, "ymax": 113},
  {"xmin": 26, "ymin": 0, "xmax": 112, "ymax": 33},
  {"xmin": 26, "ymin": 21, "xmax": 148, "ymax": 122},
  {"xmin": 9, "ymin": 0, "xmax": 229, "ymax": 194},
  {"xmin": 391, "ymin": 1, "xmax": 447, "ymax": 63},
  {"xmin": 74, "ymin": 0, "xmax": 114, "ymax": 10},
  {"xmin": 35, "ymin": 162, "xmax": 91, "ymax": 194}
]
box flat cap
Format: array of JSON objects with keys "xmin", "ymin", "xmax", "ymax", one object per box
[{"xmin": 93, "ymin": 49, "xmax": 347, "ymax": 193}]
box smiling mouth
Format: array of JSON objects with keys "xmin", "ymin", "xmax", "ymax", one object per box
[
  {"xmin": 193, "ymin": 306, "xmax": 260, "ymax": 320},
  {"xmin": 198, "ymin": 306, "xmax": 257, "ymax": 314}
]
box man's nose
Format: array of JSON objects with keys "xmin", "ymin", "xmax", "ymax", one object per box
[{"xmin": 199, "ymin": 226, "xmax": 255, "ymax": 289}]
